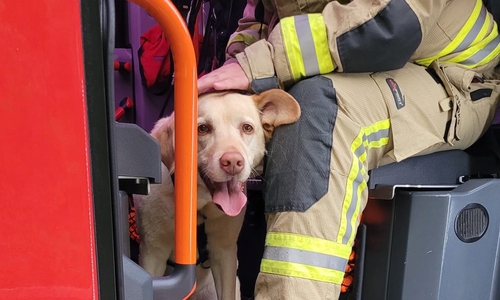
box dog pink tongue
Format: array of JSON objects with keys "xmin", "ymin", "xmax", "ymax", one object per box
[{"xmin": 212, "ymin": 180, "xmax": 247, "ymax": 216}]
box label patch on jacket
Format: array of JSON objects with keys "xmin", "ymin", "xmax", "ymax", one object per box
[
  {"xmin": 470, "ymin": 88, "xmax": 492, "ymax": 101},
  {"xmin": 386, "ymin": 78, "xmax": 405, "ymax": 109}
]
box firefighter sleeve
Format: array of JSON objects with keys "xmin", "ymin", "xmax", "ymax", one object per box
[
  {"xmin": 224, "ymin": 0, "xmax": 281, "ymax": 92},
  {"xmin": 224, "ymin": 0, "xmax": 269, "ymax": 64},
  {"xmin": 235, "ymin": 0, "xmax": 448, "ymax": 89}
]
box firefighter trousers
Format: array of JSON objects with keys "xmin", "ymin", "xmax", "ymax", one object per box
[{"xmin": 255, "ymin": 62, "xmax": 500, "ymax": 300}]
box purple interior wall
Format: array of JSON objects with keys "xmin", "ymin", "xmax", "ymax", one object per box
[{"xmin": 113, "ymin": 2, "xmax": 174, "ymax": 133}]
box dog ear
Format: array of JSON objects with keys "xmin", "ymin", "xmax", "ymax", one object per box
[
  {"xmin": 253, "ymin": 89, "xmax": 301, "ymax": 141},
  {"xmin": 150, "ymin": 115, "xmax": 175, "ymax": 173}
]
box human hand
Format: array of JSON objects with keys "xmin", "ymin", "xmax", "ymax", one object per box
[{"xmin": 198, "ymin": 62, "xmax": 250, "ymax": 94}]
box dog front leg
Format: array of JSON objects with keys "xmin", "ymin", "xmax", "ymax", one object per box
[
  {"xmin": 137, "ymin": 221, "xmax": 175, "ymax": 277},
  {"xmin": 139, "ymin": 243, "xmax": 171, "ymax": 277},
  {"xmin": 204, "ymin": 208, "xmax": 245, "ymax": 300}
]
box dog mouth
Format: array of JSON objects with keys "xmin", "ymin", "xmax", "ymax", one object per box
[{"xmin": 200, "ymin": 171, "xmax": 247, "ymax": 217}]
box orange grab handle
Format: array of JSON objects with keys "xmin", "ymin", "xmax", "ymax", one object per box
[{"xmin": 128, "ymin": 0, "xmax": 198, "ymax": 266}]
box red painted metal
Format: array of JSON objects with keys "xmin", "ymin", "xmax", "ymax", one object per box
[{"xmin": 0, "ymin": 1, "xmax": 98, "ymax": 299}]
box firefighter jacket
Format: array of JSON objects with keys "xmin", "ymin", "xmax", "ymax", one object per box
[{"xmin": 226, "ymin": 0, "xmax": 500, "ymax": 91}]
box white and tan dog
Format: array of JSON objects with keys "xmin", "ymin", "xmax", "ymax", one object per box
[{"xmin": 134, "ymin": 89, "xmax": 301, "ymax": 299}]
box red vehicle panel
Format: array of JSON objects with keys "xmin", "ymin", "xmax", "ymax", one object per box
[{"xmin": 0, "ymin": 1, "xmax": 98, "ymax": 299}]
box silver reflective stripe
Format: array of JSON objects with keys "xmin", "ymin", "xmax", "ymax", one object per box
[
  {"xmin": 294, "ymin": 15, "xmax": 321, "ymax": 77},
  {"xmin": 343, "ymin": 160, "xmax": 364, "ymax": 244},
  {"xmin": 263, "ymin": 246, "xmax": 348, "ymax": 271},
  {"xmin": 366, "ymin": 128, "xmax": 390, "ymax": 143},
  {"xmin": 342, "ymin": 128, "xmax": 390, "ymax": 244},
  {"xmin": 455, "ymin": 6, "xmax": 488, "ymax": 53},
  {"xmin": 416, "ymin": 0, "xmax": 496, "ymax": 67},
  {"xmin": 460, "ymin": 34, "xmax": 500, "ymax": 65}
]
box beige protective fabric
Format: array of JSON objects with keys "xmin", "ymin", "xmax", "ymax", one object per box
[
  {"xmin": 410, "ymin": 0, "xmax": 476, "ymax": 61},
  {"xmin": 386, "ymin": 58, "xmax": 500, "ymax": 161},
  {"xmin": 227, "ymin": 0, "xmax": 498, "ymax": 88},
  {"xmin": 254, "ymin": 62, "xmax": 500, "ymax": 300},
  {"xmin": 236, "ymin": 39, "xmax": 276, "ymax": 83}
]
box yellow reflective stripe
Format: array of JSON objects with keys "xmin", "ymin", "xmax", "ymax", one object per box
[
  {"xmin": 260, "ymin": 259, "xmax": 346, "ymax": 284},
  {"xmin": 266, "ymin": 232, "xmax": 352, "ymax": 258},
  {"xmin": 337, "ymin": 119, "xmax": 391, "ymax": 244},
  {"xmin": 349, "ymin": 179, "xmax": 367, "ymax": 245},
  {"xmin": 446, "ymin": 22, "xmax": 499, "ymax": 65},
  {"xmin": 309, "ymin": 14, "xmax": 335, "ymax": 74},
  {"xmin": 227, "ymin": 32, "xmax": 257, "ymax": 46},
  {"xmin": 470, "ymin": 11, "xmax": 491, "ymax": 47},
  {"xmin": 368, "ymin": 138, "xmax": 390, "ymax": 148},
  {"xmin": 416, "ymin": 0, "xmax": 483, "ymax": 66},
  {"xmin": 470, "ymin": 41, "xmax": 500, "ymax": 68},
  {"xmin": 337, "ymin": 131, "xmax": 363, "ymax": 244},
  {"xmin": 227, "ymin": 24, "xmax": 268, "ymax": 46},
  {"xmin": 364, "ymin": 119, "xmax": 391, "ymax": 135},
  {"xmin": 263, "ymin": 233, "xmax": 350, "ymax": 283},
  {"xmin": 281, "ymin": 14, "xmax": 335, "ymax": 80},
  {"xmin": 281, "ymin": 16, "xmax": 306, "ymax": 80},
  {"xmin": 245, "ymin": 23, "xmax": 268, "ymax": 31}
]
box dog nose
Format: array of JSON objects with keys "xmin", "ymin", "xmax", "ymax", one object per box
[{"xmin": 220, "ymin": 152, "xmax": 244, "ymax": 175}]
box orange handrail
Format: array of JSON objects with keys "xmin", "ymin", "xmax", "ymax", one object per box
[{"xmin": 129, "ymin": 0, "xmax": 198, "ymax": 267}]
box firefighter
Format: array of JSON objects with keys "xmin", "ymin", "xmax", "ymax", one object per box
[{"xmin": 198, "ymin": 0, "xmax": 500, "ymax": 299}]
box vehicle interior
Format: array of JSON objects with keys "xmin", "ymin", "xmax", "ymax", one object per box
[
  {"xmin": 111, "ymin": 0, "xmax": 500, "ymax": 299},
  {"xmin": 3, "ymin": 0, "xmax": 500, "ymax": 299}
]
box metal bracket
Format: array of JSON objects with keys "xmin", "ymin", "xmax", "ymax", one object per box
[
  {"xmin": 119, "ymin": 176, "xmax": 151, "ymax": 195},
  {"xmin": 368, "ymin": 184, "xmax": 458, "ymax": 200}
]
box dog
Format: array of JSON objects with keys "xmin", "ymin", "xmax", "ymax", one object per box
[{"xmin": 134, "ymin": 89, "xmax": 301, "ymax": 299}]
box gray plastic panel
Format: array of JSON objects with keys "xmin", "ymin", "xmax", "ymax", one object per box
[
  {"xmin": 117, "ymin": 191, "xmax": 131, "ymax": 258},
  {"xmin": 117, "ymin": 192, "xmax": 154, "ymax": 300},
  {"xmin": 153, "ymin": 265, "xmax": 197, "ymax": 300},
  {"xmin": 387, "ymin": 190, "xmax": 450, "ymax": 300},
  {"xmin": 368, "ymin": 150, "xmax": 471, "ymax": 189},
  {"xmin": 363, "ymin": 179, "xmax": 500, "ymax": 300},
  {"xmin": 115, "ymin": 122, "xmax": 162, "ymax": 183},
  {"xmin": 123, "ymin": 256, "xmax": 154, "ymax": 300}
]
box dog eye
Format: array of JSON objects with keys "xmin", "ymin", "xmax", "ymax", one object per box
[
  {"xmin": 242, "ymin": 124, "xmax": 253, "ymax": 134},
  {"xmin": 198, "ymin": 124, "xmax": 211, "ymax": 134}
]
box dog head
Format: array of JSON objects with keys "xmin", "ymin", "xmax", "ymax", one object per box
[{"xmin": 151, "ymin": 89, "xmax": 301, "ymax": 216}]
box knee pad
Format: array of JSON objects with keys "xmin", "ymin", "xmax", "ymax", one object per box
[{"xmin": 264, "ymin": 76, "xmax": 338, "ymax": 213}]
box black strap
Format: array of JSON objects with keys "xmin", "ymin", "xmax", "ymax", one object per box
[
  {"xmin": 255, "ymin": 0, "xmax": 265, "ymax": 24},
  {"xmin": 197, "ymin": 222, "xmax": 210, "ymax": 268},
  {"xmin": 166, "ymin": 223, "xmax": 210, "ymax": 268},
  {"xmin": 255, "ymin": 0, "xmax": 266, "ymax": 37}
]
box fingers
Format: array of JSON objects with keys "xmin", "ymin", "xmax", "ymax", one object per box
[
  {"xmin": 212, "ymin": 78, "xmax": 248, "ymax": 91},
  {"xmin": 197, "ymin": 63, "xmax": 250, "ymax": 94},
  {"xmin": 198, "ymin": 73, "xmax": 221, "ymax": 94}
]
